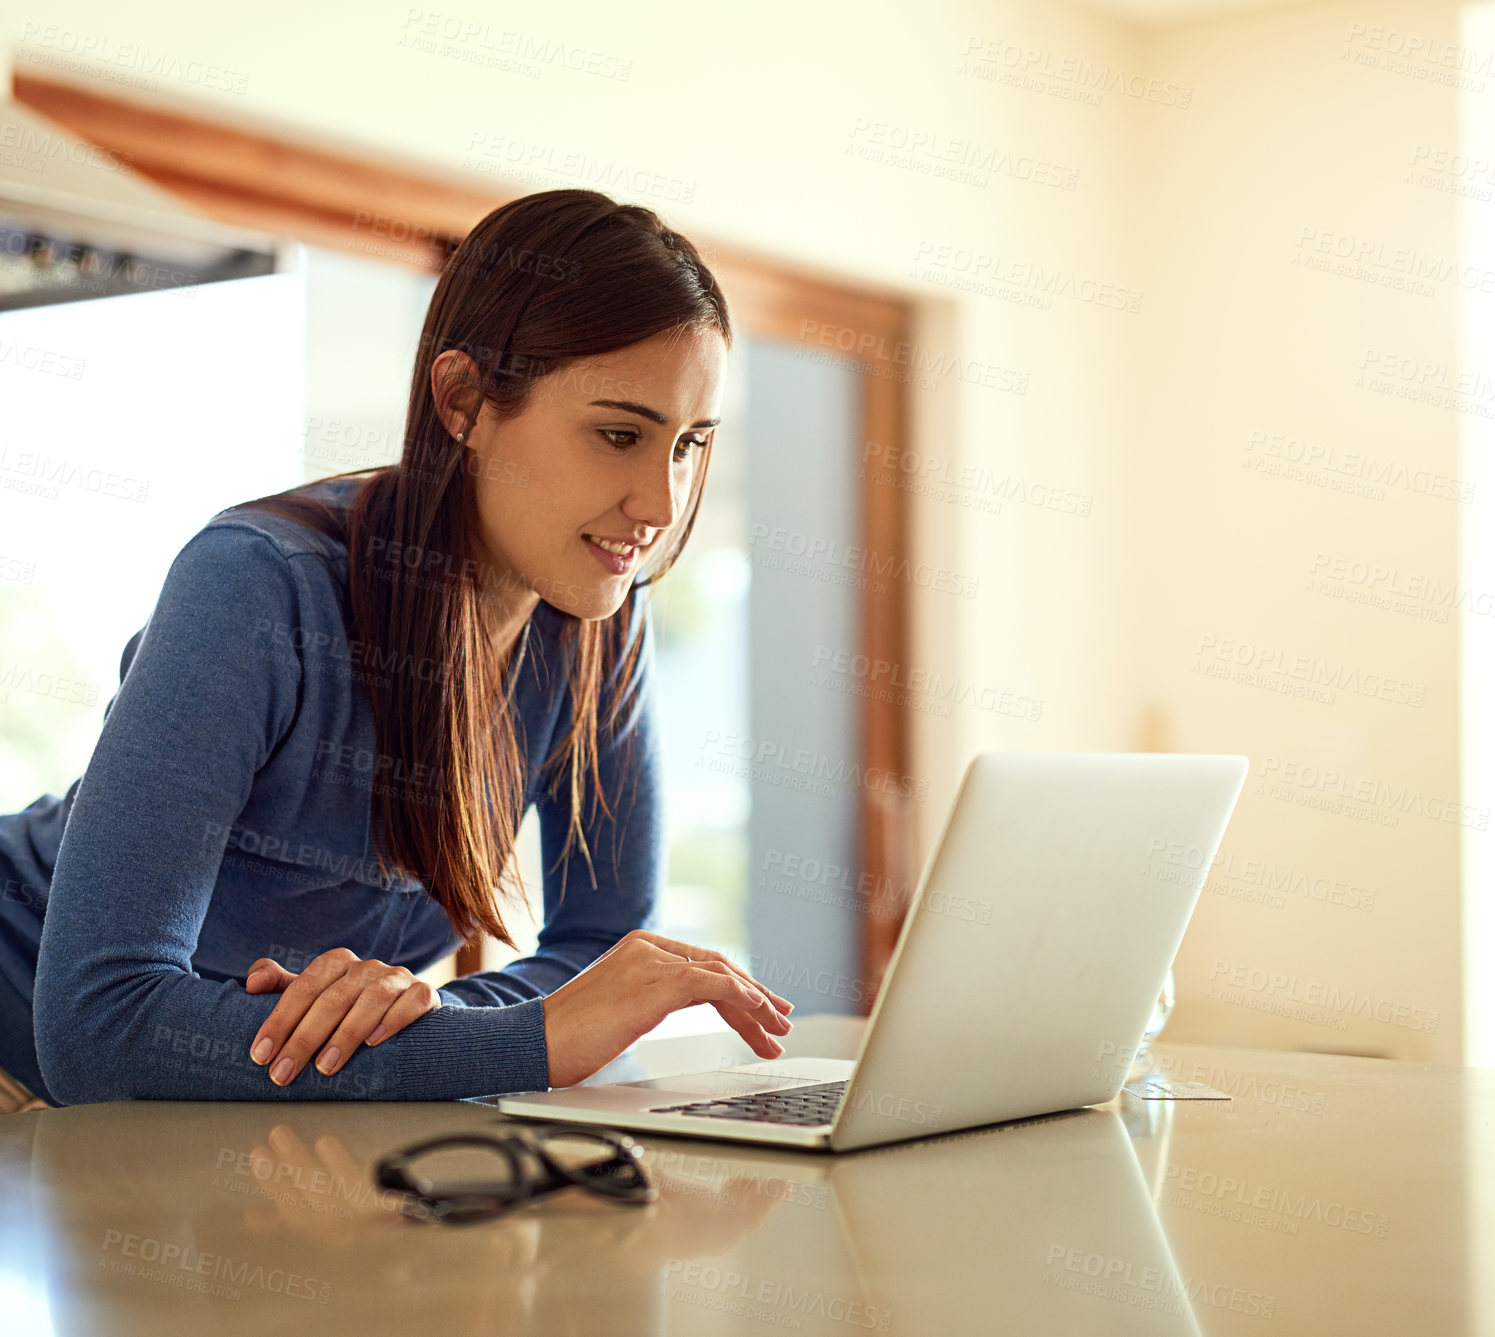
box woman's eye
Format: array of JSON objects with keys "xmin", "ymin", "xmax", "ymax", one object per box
[{"xmin": 600, "ymin": 428, "xmax": 710, "ymax": 461}]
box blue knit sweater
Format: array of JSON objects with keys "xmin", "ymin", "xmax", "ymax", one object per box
[{"xmin": 0, "ymin": 476, "xmax": 662, "ymax": 1104}]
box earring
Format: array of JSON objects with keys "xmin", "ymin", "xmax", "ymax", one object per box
[{"xmin": 456, "ymin": 431, "xmax": 465, "ymax": 443}]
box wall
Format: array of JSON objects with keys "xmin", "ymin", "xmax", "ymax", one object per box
[
  {"xmin": 3, "ymin": 0, "xmax": 1475, "ymax": 1060},
  {"xmin": 1134, "ymin": 0, "xmax": 1467, "ymax": 1061}
]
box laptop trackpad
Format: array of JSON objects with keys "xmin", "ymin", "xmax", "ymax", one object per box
[{"xmin": 616, "ymin": 1071, "xmax": 818, "ymax": 1099}]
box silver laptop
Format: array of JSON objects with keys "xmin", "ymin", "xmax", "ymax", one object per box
[{"xmin": 498, "ymin": 751, "xmax": 1249, "ymax": 1152}]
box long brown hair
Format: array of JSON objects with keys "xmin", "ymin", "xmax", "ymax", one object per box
[{"xmin": 226, "ymin": 189, "xmax": 732, "ymax": 948}]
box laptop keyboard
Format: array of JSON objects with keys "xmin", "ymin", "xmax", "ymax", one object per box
[{"xmin": 649, "ymin": 1080, "xmax": 848, "ymax": 1127}]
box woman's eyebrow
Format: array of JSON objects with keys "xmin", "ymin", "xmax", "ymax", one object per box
[{"xmin": 588, "ymin": 398, "xmax": 719, "ymax": 429}]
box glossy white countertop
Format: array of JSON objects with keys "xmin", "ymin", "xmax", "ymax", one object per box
[{"xmin": 1, "ymin": 1016, "xmax": 1491, "ymax": 1336}]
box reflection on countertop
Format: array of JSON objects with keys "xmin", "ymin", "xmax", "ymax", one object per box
[{"xmin": 0, "ymin": 1031, "xmax": 1489, "ymax": 1336}]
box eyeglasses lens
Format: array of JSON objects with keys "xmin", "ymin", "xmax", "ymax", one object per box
[{"xmin": 404, "ymin": 1142, "xmax": 522, "ymax": 1200}]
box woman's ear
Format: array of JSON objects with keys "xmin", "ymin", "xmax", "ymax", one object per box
[{"xmin": 430, "ymin": 349, "xmax": 483, "ymax": 441}]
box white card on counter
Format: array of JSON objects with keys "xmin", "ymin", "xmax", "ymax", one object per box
[{"xmin": 1123, "ymin": 1075, "xmax": 1232, "ymax": 1100}]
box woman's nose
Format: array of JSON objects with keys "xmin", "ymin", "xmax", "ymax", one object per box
[{"xmin": 623, "ymin": 454, "xmax": 683, "ymax": 531}]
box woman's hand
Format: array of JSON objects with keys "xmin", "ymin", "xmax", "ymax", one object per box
[
  {"xmin": 540, "ymin": 930, "xmax": 794, "ymax": 1088},
  {"xmin": 244, "ymin": 948, "xmax": 440, "ymax": 1086},
  {"xmin": 241, "ymin": 1122, "xmax": 407, "ymax": 1243}
]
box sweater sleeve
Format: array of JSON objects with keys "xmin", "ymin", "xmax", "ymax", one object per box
[
  {"xmin": 32, "ymin": 524, "xmax": 550, "ymax": 1104},
  {"xmin": 439, "ymin": 584, "xmax": 664, "ymax": 1008}
]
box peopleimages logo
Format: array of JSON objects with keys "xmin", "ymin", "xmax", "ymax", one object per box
[
  {"xmin": 1163, "ymin": 1164, "xmax": 1390, "ymax": 1237},
  {"xmin": 957, "ymin": 36, "xmax": 1194, "ymax": 109},
  {"xmin": 750, "ymin": 524, "xmax": 981, "ymax": 599},
  {"xmin": 697, "ymin": 730, "xmax": 930, "ymax": 803},
  {"xmin": 1255, "ymin": 755, "xmax": 1489, "ymax": 830},
  {"xmin": 100, "ymin": 1229, "xmax": 330, "ymax": 1301},
  {"xmin": 665, "ymin": 1259, "xmax": 893, "ymax": 1331},
  {"xmin": 1207, "ymin": 958, "xmax": 1439, "ymax": 1034},
  {"xmin": 842, "ymin": 1084, "xmax": 943, "ymax": 1129},
  {"xmin": 1044, "ymin": 1244, "xmax": 1276, "ymax": 1319}
]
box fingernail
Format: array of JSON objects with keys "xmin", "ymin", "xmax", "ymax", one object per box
[
  {"xmin": 315, "ymin": 1047, "xmax": 341, "ymax": 1075},
  {"xmin": 247, "ymin": 972, "xmax": 268, "ymax": 991},
  {"xmin": 367, "ymin": 1024, "xmax": 387, "ymax": 1045},
  {"xmin": 270, "ymin": 1057, "xmax": 294, "ymax": 1085},
  {"xmin": 251, "ymin": 1038, "xmax": 273, "ymax": 1065}
]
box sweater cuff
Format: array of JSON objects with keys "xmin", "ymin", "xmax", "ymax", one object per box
[{"xmin": 396, "ymin": 995, "xmax": 552, "ymax": 1099}]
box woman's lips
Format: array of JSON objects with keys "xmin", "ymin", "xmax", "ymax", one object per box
[{"xmin": 582, "ymin": 534, "xmax": 640, "ymax": 574}]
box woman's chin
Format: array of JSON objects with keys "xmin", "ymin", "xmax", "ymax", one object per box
[{"xmin": 540, "ymin": 579, "xmax": 631, "ymax": 622}]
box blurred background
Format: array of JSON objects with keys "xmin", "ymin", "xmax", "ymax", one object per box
[{"xmin": 0, "ymin": 0, "xmax": 1490, "ymax": 1067}]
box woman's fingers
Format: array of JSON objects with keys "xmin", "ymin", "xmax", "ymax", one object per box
[
  {"xmin": 626, "ymin": 931, "xmax": 794, "ymax": 1044},
  {"xmin": 677, "ymin": 960, "xmax": 765, "ymax": 1010},
  {"xmin": 712, "ymin": 998, "xmax": 787, "ymax": 1060},
  {"xmin": 633, "ymin": 931, "xmax": 795, "ymax": 1015},
  {"xmin": 244, "ymin": 957, "xmax": 297, "ymax": 994},
  {"xmin": 313, "ymin": 979, "xmax": 438, "ymax": 1076},
  {"xmin": 255, "ymin": 960, "xmax": 438, "ymax": 1083},
  {"xmin": 673, "ymin": 956, "xmax": 791, "ymax": 1040},
  {"xmin": 266, "ymin": 979, "xmax": 372, "ymax": 1085},
  {"xmin": 712, "ymin": 958, "xmax": 794, "ymax": 1034},
  {"xmin": 366, "ymin": 980, "xmax": 440, "ymax": 1045},
  {"xmin": 248, "ymin": 948, "xmax": 356, "ymax": 1072},
  {"xmin": 296, "ymin": 985, "xmax": 392, "ymax": 1081},
  {"xmin": 541, "ymin": 933, "xmax": 800, "ymax": 1089},
  {"xmin": 678, "ymin": 963, "xmax": 787, "ymax": 1059}
]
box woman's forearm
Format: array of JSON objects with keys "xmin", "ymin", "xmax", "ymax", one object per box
[{"xmin": 33, "ymin": 963, "xmax": 550, "ymax": 1103}]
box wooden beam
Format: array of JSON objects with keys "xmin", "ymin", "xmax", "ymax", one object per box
[
  {"xmin": 13, "ymin": 68, "xmax": 487, "ymax": 269},
  {"xmin": 857, "ymin": 351, "xmax": 915, "ymax": 1009},
  {"xmin": 14, "ymin": 67, "xmax": 914, "ymax": 337}
]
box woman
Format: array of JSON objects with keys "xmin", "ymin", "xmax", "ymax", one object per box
[{"xmin": 0, "ymin": 188, "xmax": 793, "ymax": 1110}]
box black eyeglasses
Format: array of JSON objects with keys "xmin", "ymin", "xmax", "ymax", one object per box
[{"xmin": 374, "ymin": 1123, "xmax": 657, "ymax": 1225}]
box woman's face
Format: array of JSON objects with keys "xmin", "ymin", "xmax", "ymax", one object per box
[{"xmin": 433, "ymin": 325, "xmax": 727, "ymax": 637}]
